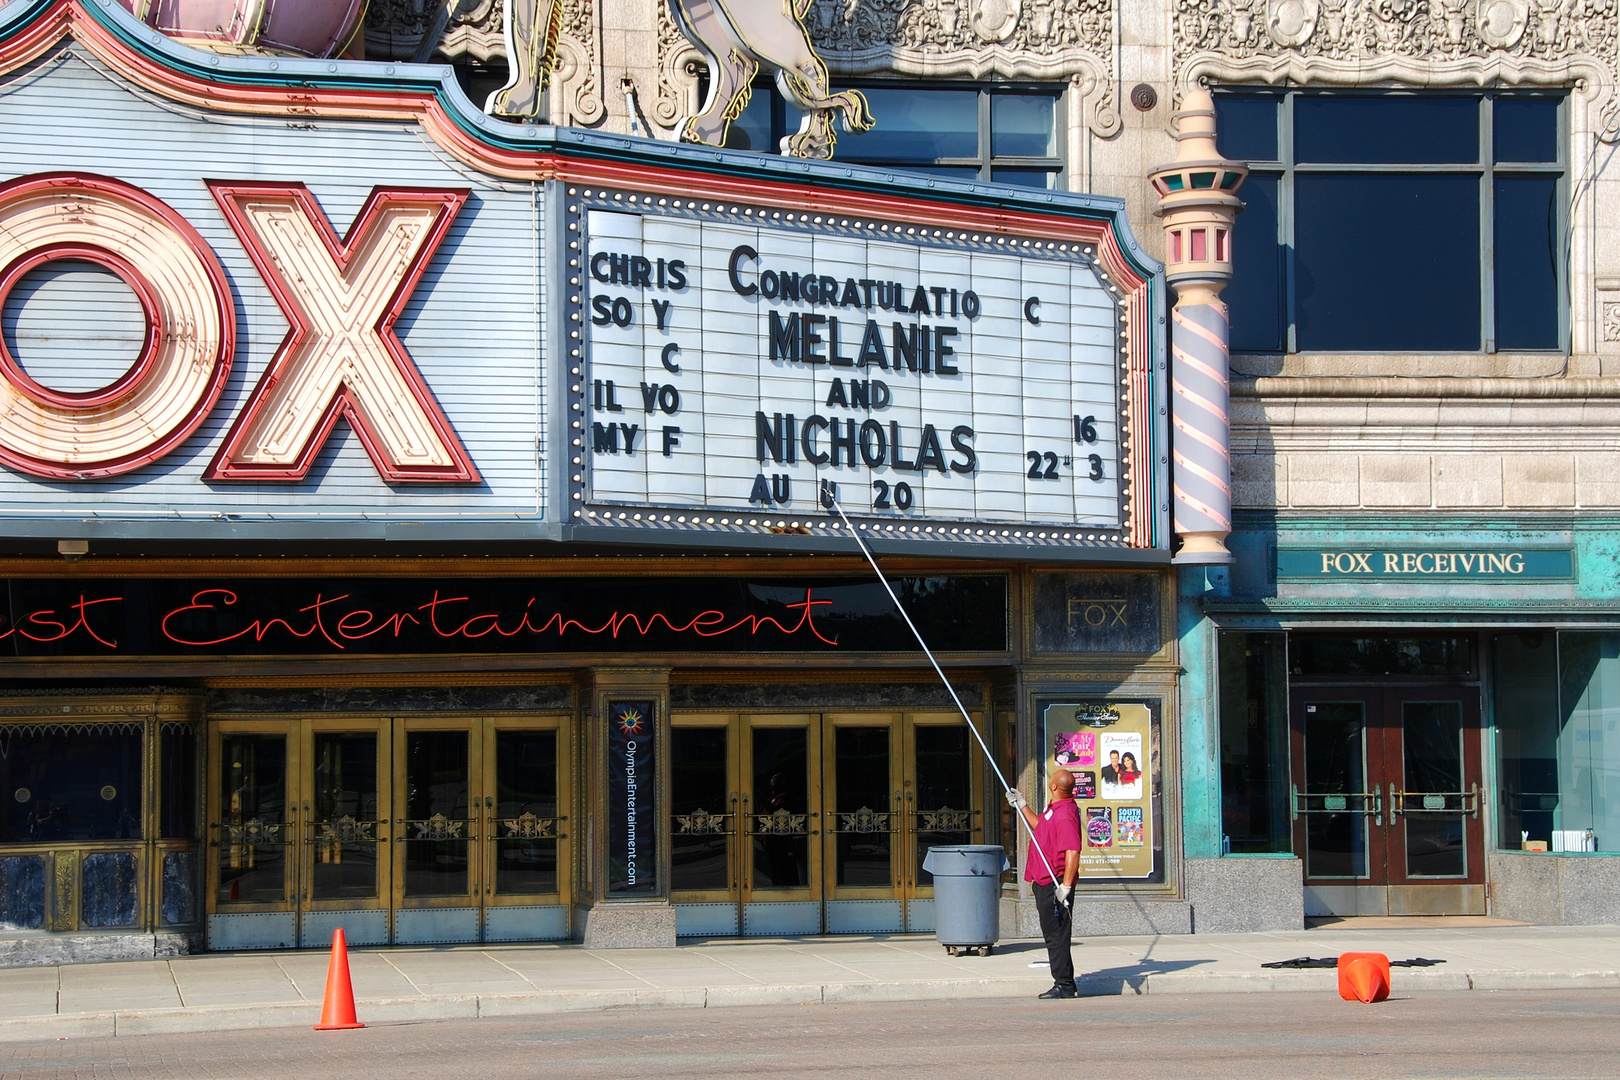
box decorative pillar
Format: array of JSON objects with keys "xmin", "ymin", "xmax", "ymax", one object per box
[{"xmin": 1150, "ymin": 89, "xmax": 1247, "ymax": 564}]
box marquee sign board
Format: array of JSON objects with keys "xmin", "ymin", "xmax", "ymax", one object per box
[
  {"xmin": 577, "ymin": 198, "xmax": 1132, "ymax": 551},
  {"xmin": 0, "ymin": 0, "xmax": 1167, "ymax": 559}
]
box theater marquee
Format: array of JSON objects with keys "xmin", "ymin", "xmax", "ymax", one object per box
[
  {"xmin": 580, "ymin": 199, "xmax": 1131, "ymax": 548},
  {"xmin": 0, "ymin": 0, "xmax": 1168, "ymax": 559}
]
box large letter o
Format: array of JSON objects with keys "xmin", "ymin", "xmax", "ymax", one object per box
[{"xmin": 0, "ymin": 173, "xmax": 233, "ymax": 479}]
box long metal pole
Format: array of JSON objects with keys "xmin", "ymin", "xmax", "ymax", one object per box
[{"xmin": 827, "ymin": 497, "xmax": 1060, "ymax": 890}]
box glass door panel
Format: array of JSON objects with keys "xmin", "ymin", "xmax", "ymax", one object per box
[
  {"xmin": 741, "ymin": 717, "xmax": 820, "ymax": 935},
  {"xmin": 671, "ymin": 726, "xmax": 733, "ymax": 895},
  {"xmin": 482, "ymin": 719, "xmax": 570, "ymax": 942},
  {"xmin": 492, "ymin": 729, "xmax": 560, "ymax": 895},
  {"xmin": 1398, "ymin": 701, "xmax": 1467, "ymax": 878},
  {"xmin": 298, "ymin": 721, "xmax": 391, "ymax": 948},
  {"xmin": 752, "ymin": 727, "xmax": 812, "ymax": 890},
  {"xmin": 832, "ymin": 726, "xmax": 894, "ymax": 888},
  {"xmin": 308, "ymin": 733, "xmax": 382, "ymax": 902},
  {"xmin": 401, "ymin": 730, "xmax": 473, "ymax": 898},
  {"xmin": 215, "ymin": 732, "xmax": 291, "ymax": 907},
  {"xmin": 1300, "ymin": 701, "xmax": 1371, "ymax": 879},
  {"xmin": 910, "ymin": 724, "xmax": 973, "ymax": 888}
]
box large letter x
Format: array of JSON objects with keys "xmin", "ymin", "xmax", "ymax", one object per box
[{"xmin": 206, "ymin": 182, "xmax": 479, "ymax": 483}]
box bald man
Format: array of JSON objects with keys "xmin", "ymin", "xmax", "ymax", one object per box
[{"xmin": 1007, "ymin": 768, "xmax": 1081, "ymax": 998}]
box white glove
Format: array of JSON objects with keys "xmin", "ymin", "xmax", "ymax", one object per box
[
  {"xmin": 1004, "ymin": 788, "xmax": 1027, "ymax": 810},
  {"xmin": 1055, "ymin": 883, "xmax": 1072, "ymax": 907}
]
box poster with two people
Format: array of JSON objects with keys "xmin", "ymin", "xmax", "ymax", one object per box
[{"xmin": 1045, "ymin": 702, "xmax": 1153, "ymax": 879}]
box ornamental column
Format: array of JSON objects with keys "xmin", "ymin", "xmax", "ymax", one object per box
[{"xmin": 1151, "ymin": 89, "xmax": 1247, "ymax": 564}]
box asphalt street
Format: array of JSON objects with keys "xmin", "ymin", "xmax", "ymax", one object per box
[{"xmin": 2, "ymin": 989, "xmax": 1617, "ymax": 1080}]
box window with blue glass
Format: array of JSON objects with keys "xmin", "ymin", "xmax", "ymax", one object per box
[
  {"xmin": 1214, "ymin": 92, "xmax": 1564, "ymax": 354},
  {"xmin": 724, "ymin": 84, "xmax": 1065, "ymax": 189}
]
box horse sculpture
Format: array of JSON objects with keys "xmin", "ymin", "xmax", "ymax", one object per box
[
  {"xmin": 668, "ymin": 0, "xmax": 873, "ymax": 159},
  {"xmin": 486, "ymin": 0, "xmax": 566, "ymax": 119},
  {"xmin": 486, "ymin": 0, "xmax": 871, "ymax": 159}
]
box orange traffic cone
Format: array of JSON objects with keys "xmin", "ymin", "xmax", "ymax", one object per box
[
  {"xmin": 1337, "ymin": 951, "xmax": 1391, "ymax": 1003},
  {"xmin": 313, "ymin": 928, "xmax": 365, "ymax": 1030}
]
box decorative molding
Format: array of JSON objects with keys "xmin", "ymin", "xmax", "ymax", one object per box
[
  {"xmin": 1173, "ymin": 0, "xmax": 1619, "ymax": 140},
  {"xmin": 441, "ymin": 0, "xmax": 507, "ymax": 63},
  {"xmin": 1604, "ymin": 301, "xmax": 1620, "ymax": 344},
  {"xmin": 803, "ymin": 0, "xmax": 1120, "ymax": 137},
  {"xmin": 651, "ymin": 0, "xmax": 703, "ymax": 137},
  {"xmin": 550, "ymin": 0, "xmax": 605, "ymax": 126}
]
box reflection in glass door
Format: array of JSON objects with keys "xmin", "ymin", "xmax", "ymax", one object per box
[
  {"xmin": 216, "ymin": 732, "xmax": 291, "ymax": 908},
  {"xmin": 483, "ymin": 725, "xmax": 569, "ymax": 941},
  {"xmin": 1298, "ymin": 701, "xmax": 1375, "ymax": 881},
  {"xmin": 745, "ymin": 721, "xmax": 819, "ymax": 934},
  {"xmin": 300, "ymin": 725, "xmax": 388, "ymax": 947},
  {"xmin": 908, "ymin": 723, "xmax": 974, "ymax": 931},
  {"xmin": 395, "ymin": 726, "xmax": 477, "ymax": 944}
]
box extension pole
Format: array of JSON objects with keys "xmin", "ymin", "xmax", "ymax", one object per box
[{"xmin": 827, "ymin": 497, "xmax": 1060, "ymax": 892}]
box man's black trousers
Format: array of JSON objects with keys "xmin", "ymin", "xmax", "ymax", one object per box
[{"xmin": 1032, "ymin": 882, "xmax": 1075, "ymax": 991}]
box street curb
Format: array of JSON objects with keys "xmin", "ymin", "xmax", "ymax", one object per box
[{"xmin": 1, "ymin": 969, "xmax": 1617, "ymax": 1041}]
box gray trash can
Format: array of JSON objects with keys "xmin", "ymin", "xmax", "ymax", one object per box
[{"xmin": 921, "ymin": 844, "xmax": 1009, "ymax": 956}]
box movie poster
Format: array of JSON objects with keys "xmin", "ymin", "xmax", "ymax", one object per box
[{"xmin": 1043, "ymin": 701, "xmax": 1154, "ymax": 879}]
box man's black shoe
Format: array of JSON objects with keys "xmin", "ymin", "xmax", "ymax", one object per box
[{"xmin": 1038, "ymin": 985, "xmax": 1078, "ymax": 999}]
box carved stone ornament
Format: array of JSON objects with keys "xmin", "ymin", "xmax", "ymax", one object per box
[
  {"xmin": 1174, "ymin": 0, "xmax": 1620, "ymax": 142},
  {"xmin": 801, "ymin": 0, "xmax": 1120, "ymax": 138},
  {"xmin": 1604, "ymin": 300, "xmax": 1620, "ymax": 343},
  {"xmin": 366, "ymin": 1, "xmax": 604, "ymax": 127}
]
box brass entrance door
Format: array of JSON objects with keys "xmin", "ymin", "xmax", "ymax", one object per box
[
  {"xmin": 206, "ymin": 715, "xmax": 568, "ymax": 949},
  {"xmin": 669, "ymin": 711, "xmax": 979, "ymax": 937},
  {"xmin": 1292, "ymin": 688, "xmax": 1485, "ymax": 916}
]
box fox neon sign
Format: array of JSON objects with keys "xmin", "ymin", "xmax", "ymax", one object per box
[{"xmin": 0, "ymin": 172, "xmax": 479, "ymax": 482}]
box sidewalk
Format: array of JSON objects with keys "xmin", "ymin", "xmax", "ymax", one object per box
[{"xmin": 3, "ymin": 920, "xmax": 1619, "ymax": 1041}]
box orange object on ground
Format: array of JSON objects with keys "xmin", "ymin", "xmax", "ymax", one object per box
[
  {"xmin": 314, "ymin": 928, "xmax": 366, "ymax": 1030},
  {"xmin": 1337, "ymin": 952, "xmax": 1391, "ymax": 1003}
]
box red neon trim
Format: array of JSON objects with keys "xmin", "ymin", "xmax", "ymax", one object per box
[{"xmin": 203, "ymin": 182, "xmax": 479, "ymax": 483}]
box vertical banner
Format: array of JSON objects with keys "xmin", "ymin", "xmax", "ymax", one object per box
[
  {"xmin": 607, "ymin": 699, "xmax": 658, "ymax": 897},
  {"xmin": 1044, "ymin": 702, "xmax": 1155, "ymax": 879}
]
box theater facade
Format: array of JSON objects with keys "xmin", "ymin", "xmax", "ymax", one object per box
[{"xmin": 0, "ymin": 0, "xmax": 1204, "ymax": 956}]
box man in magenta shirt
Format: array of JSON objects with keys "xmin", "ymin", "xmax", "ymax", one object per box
[{"xmin": 1008, "ymin": 768, "xmax": 1081, "ymax": 998}]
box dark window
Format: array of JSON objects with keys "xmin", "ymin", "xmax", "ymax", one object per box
[
  {"xmin": 1, "ymin": 724, "xmax": 144, "ymax": 843},
  {"xmin": 1295, "ymin": 173, "xmax": 1480, "ymax": 350},
  {"xmin": 1291, "ymin": 636, "xmax": 1474, "ymax": 679},
  {"xmin": 726, "ymin": 84, "xmax": 1065, "ymax": 189},
  {"xmin": 1218, "ymin": 632, "xmax": 1291, "ymax": 854},
  {"xmin": 1214, "ymin": 91, "xmax": 1564, "ymax": 354}
]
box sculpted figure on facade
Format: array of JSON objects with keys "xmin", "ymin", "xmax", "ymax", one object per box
[
  {"xmin": 486, "ymin": 0, "xmax": 566, "ymax": 117},
  {"xmin": 666, "ymin": 0, "xmax": 875, "ymax": 158}
]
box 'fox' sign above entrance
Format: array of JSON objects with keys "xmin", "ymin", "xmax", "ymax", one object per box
[{"xmin": 0, "ymin": 173, "xmax": 476, "ymax": 483}]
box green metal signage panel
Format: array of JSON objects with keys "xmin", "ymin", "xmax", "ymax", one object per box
[{"xmin": 1276, "ymin": 547, "xmax": 1574, "ymax": 581}]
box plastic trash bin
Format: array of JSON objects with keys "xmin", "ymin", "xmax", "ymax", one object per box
[{"xmin": 921, "ymin": 844, "xmax": 1009, "ymax": 956}]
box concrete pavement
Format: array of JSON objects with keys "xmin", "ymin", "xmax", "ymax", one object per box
[{"xmin": 3, "ymin": 919, "xmax": 1620, "ymax": 1041}]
